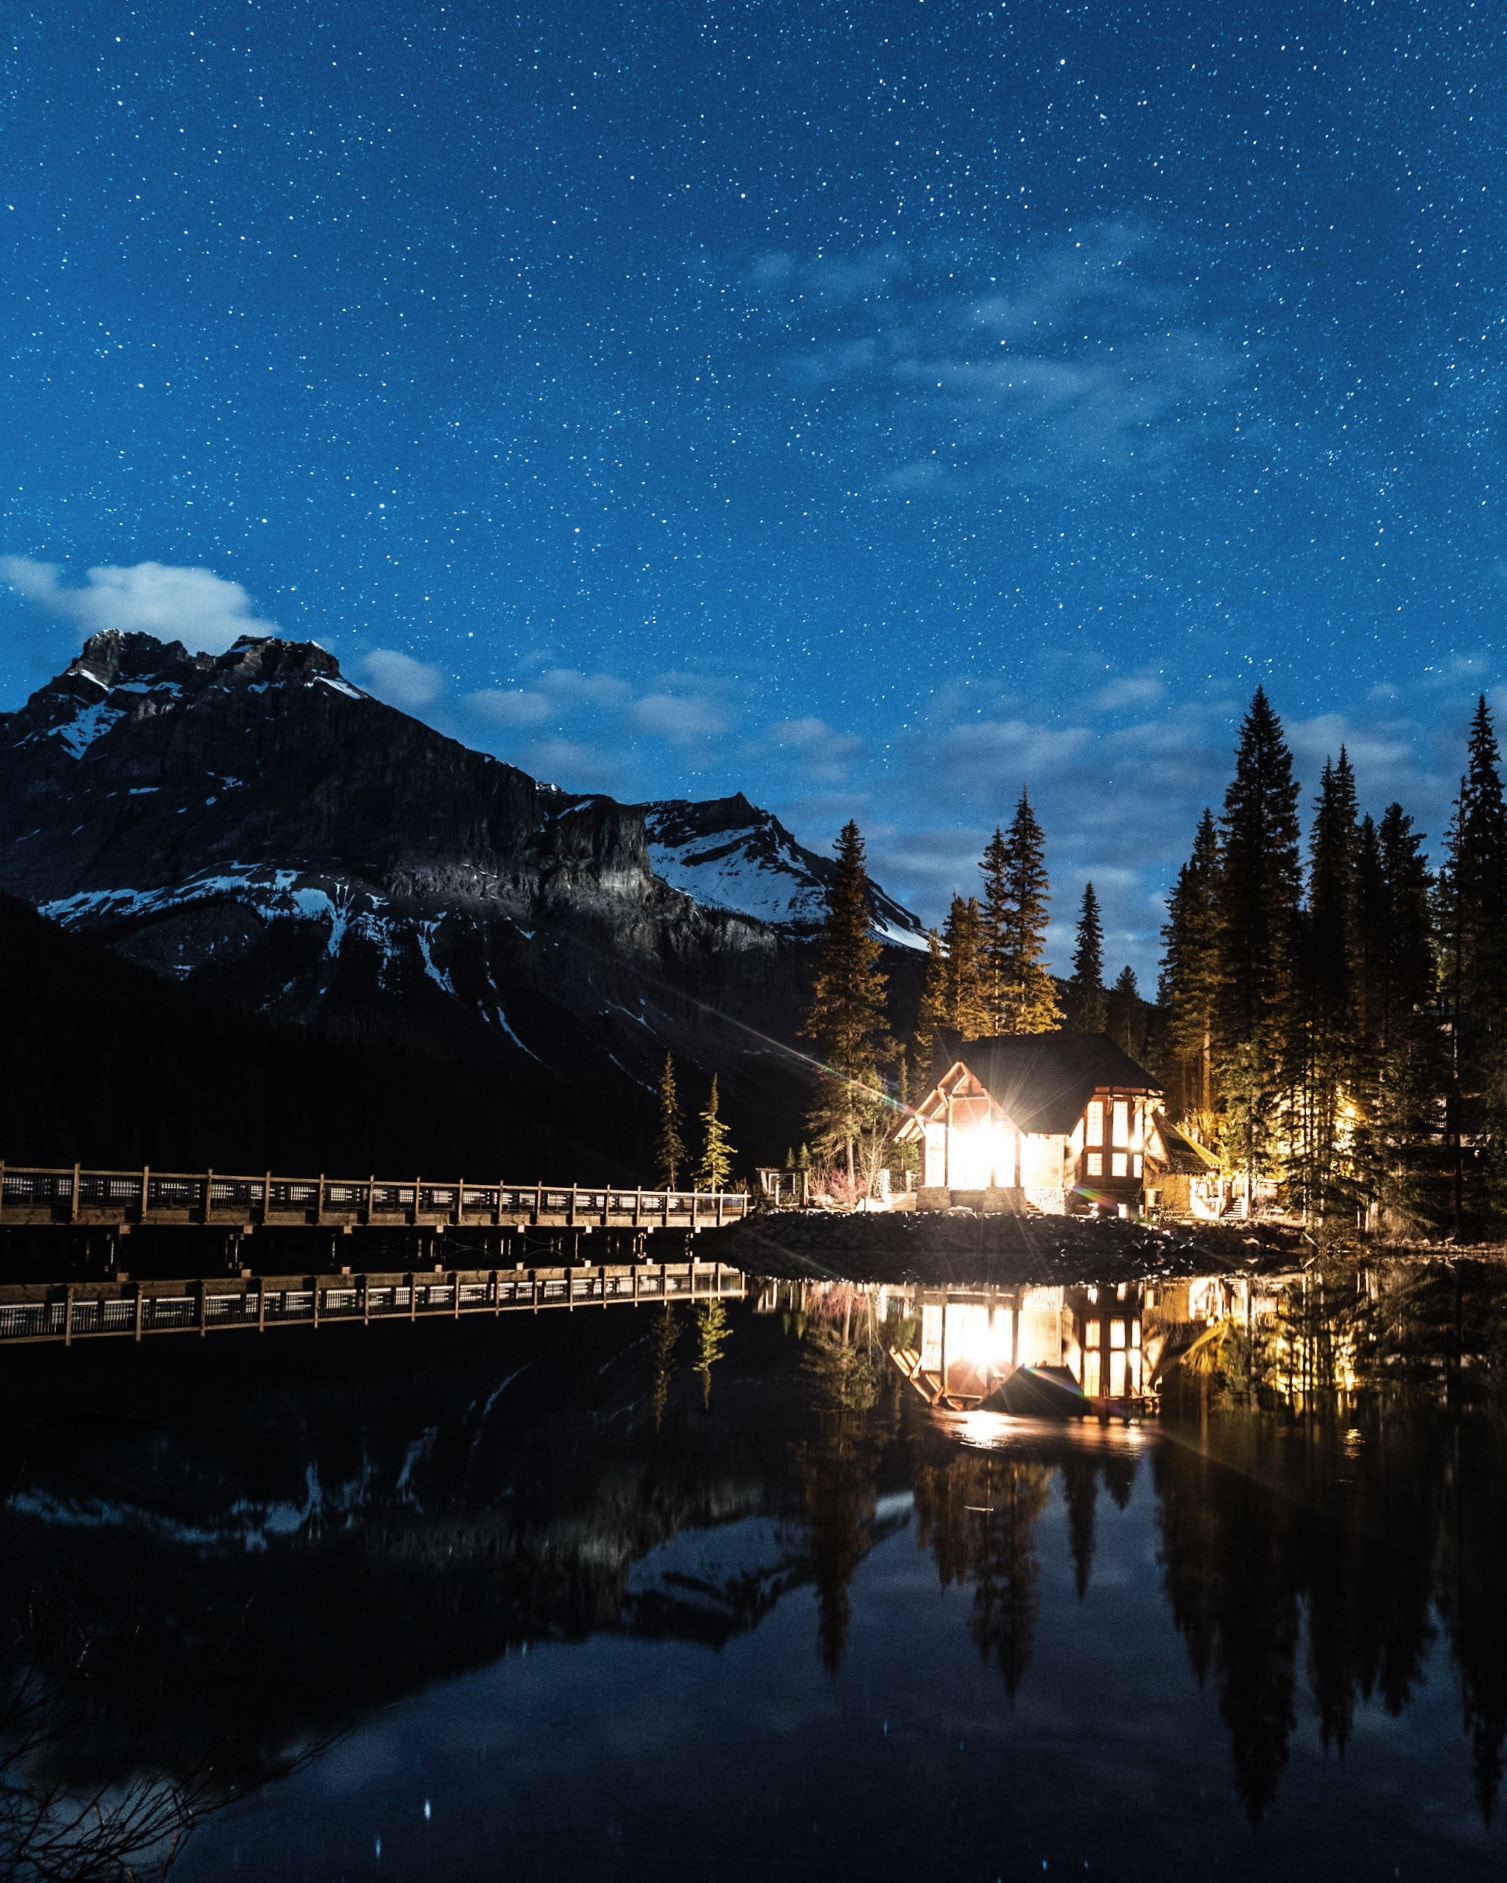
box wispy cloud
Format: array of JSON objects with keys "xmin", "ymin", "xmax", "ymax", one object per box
[
  {"xmin": 356, "ymin": 647, "xmax": 445, "ymax": 711},
  {"xmin": 745, "ymin": 220, "xmax": 1251, "ymax": 495}
]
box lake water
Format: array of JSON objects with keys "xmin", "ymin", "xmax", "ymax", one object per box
[{"xmin": 2, "ymin": 1273, "xmax": 1505, "ymax": 1881}]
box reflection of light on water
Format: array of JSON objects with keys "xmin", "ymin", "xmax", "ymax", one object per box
[{"xmin": 941, "ymin": 1409, "xmax": 1155, "ymax": 1454}]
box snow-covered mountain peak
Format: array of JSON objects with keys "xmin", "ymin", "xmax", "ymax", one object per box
[{"xmin": 640, "ymin": 794, "xmax": 925, "ymax": 948}]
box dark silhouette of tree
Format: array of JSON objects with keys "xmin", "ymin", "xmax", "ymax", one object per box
[
  {"xmin": 1063, "ymin": 883, "xmax": 1107, "ymax": 1033},
  {"xmin": 1214, "ymin": 689, "xmax": 1303, "ymax": 1207},
  {"xmin": 1159, "ymin": 807, "xmax": 1223, "ymax": 1126},
  {"xmin": 1059, "ymin": 1455, "xmax": 1099, "ymax": 1599},
  {"xmin": 1106, "ymin": 965, "xmax": 1145, "ymax": 1060},
  {"xmin": 989, "ymin": 790, "xmax": 1061, "ymax": 1035},
  {"xmin": 1440, "ymin": 697, "xmax": 1507, "ymax": 1231},
  {"xmin": 1291, "ymin": 750, "xmax": 1361, "ymax": 1226},
  {"xmin": 911, "ymin": 927, "xmax": 949, "ymax": 1080},
  {"xmin": 801, "ymin": 821, "xmax": 893, "ymax": 1182},
  {"xmin": 942, "ymin": 894, "xmax": 991, "ymax": 1039}
]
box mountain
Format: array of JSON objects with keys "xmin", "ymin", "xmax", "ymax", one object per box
[
  {"xmin": 639, "ymin": 794, "xmax": 924, "ymax": 945},
  {"xmin": 0, "ymin": 630, "xmax": 925, "ymax": 1175}
]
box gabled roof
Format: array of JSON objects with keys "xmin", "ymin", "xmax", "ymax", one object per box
[
  {"xmin": 933, "ymin": 1033, "xmax": 1162, "ymax": 1136},
  {"xmin": 1150, "ymin": 1111, "xmax": 1221, "ymax": 1174}
]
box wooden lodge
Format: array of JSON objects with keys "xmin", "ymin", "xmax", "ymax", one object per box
[{"xmin": 899, "ymin": 1033, "xmax": 1215, "ymax": 1217}]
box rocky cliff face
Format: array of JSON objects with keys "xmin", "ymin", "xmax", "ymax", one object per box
[{"xmin": 0, "ymin": 631, "xmax": 922, "ymax": 1171}]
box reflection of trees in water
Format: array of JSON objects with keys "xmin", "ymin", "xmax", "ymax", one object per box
[
  {"xmin": 910, "ymin": 1443, "xmax": 1051, "ymax": 1699},
  {"xmin": 1155, "ymin": 1406, "xmax": 1507, "ymax": 1825},
  {"xmin": 794, "ymin": 1306, "xmax": 889, "ymax": 1675}
]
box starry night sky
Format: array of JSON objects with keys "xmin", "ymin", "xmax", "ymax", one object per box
[{"xmin": 2, "ymin": 0, "xmax": 1504, "ymax": 976}]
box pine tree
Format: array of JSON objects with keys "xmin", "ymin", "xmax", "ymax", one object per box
[
  {"xmin": 1063, "ymin": 883, "xmax": 1107, "ymax": 1033},
  {"xmin": 1215, "ymin": 689, "xmax": 1302, "ymax": 1205},
  {"xmin": 980, "ymin": 826, "xmax": 1010, "ymax": 1024},
  {"xmin": 1440, "ymin": 697, "xmax": 1507, "ymax": 1228},
  {"xmin": 654, "ymin": 1052, "xmax": 686, "ymax": 1190},
  {"xmin": 1292, "ymin": 750, "xmax": 1361, "ymax": 1225},
  {"xmin": 992, "ymin": 790, "xmax": 1062, "ymax": 1034},
  {"xmin": 800, "ymin": 821, "xmax": 894, "ymax": 1181},
  {"xmin": 911, "ymin": 927, "xmax": 949, "ymax": 1079},
  {"xmin": 1106, "ymin": 965, "xmax": 1144, "ymax": 1059},
  {"xmin": 694, "ymin": 1073, "xmax": 735, "ymax": 1191},
  {"xmin": 942, "ymin": 895, "xmax": 991, "ymax": 1039},
  {"xmin": 1353, "ymin": 805, "xmax": 1441, "ymax": 1230},
  {"xmin": 1159, "ymin": 808, "xmax": 1222, "ymax": 1126}
]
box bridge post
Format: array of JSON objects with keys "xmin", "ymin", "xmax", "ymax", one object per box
[
  {"xmin": 202, "ymin": 1170, "xmax": 214, "ymax": 1227},
  {"xmin": 63, "ymin": 1284, "xmax": 74, "ymax": 1347},
  {"xmin": 258, "ymin": 1280, "xmax": 267, "ymax": 1334},
  {"xmin": 134, "ymin": 1285, "xmax": 144, "ymax": 1342},
  {"xmin": 140, "ymin": 1167, "xmax": 150, "ymax": 1226},
  {"xmin": 454, "ymin": 1182, "xmax": 463, "ymax": 1229},
  {"xmin": 316, "ymin": 1175, "xmax": 326, "ymax": 1226},
  {"xmin": 70, "ymin": 1164, "xmax": 80, "ymax": 1225},
  {"xmin": 366, "ymin": 1176, "xmax": 375, "ymax": 1226},
  {"xmin": 0, "ymin": 1160, "xmax": 6, "ymax": 1224}
]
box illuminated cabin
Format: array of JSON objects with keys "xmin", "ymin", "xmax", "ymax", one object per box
[{"xmin": 899, "ymin": 1034, "xmax": 1163, "ymax": 1215}]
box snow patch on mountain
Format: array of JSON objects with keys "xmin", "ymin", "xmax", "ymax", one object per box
[{"xmin": 642, "ymin": 795, "xmax": 926, "ymax": 948}]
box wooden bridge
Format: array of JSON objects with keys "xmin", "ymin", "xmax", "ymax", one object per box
[
  {"xmin": 0, "ymin": 1164, "xmax": 751, "ymax": 1233},
  {"xmin": 0, "ymin": 1258, "xmax": 746, "ymax": 1347}
]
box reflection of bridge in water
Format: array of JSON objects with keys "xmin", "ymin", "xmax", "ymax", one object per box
[{"xmin": 0, "ymin": 1257, "xmax": 746, "ymax": 1347}]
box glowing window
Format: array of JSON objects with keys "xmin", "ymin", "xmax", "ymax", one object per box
[
  {"xmin": 1132, "ymin": 1154, "xmax": 1142, "ymax": 1177},
  {"xmin": 1084, "ymin": 1319, "xmax": 1101, "ymax": 1349},
  {"xmin": 1110, "ymin": 1320, "xmax": 1127, "ymax": 1350},
  {"xmin": 1083, "ymin": 1351, "xmax": 1101, "ymax": 1396},
  {"xmin": 1086, "ymin": 1152, "xmax": 1102, "ymax": 1177},
  {"xmin": 1131, "ymin": 1322, "xmax": 1142, "ymax": 1349},
  {"xmin": 1086, "ymin": 1100, "xmax": 1104, "ymax": 1146},
  {"xmin": 1111, "ymin": 1152, "xmax": 1128, "ymax": 1177},
  {"xmin": 1112, "ymin": 1100, "xmax": 1129, "ymax": 1147}
]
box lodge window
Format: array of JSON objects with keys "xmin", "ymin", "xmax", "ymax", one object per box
[
  {"xmin": 1110, "ymin": 1320, "xmax": 1126, "ymax": 1350},
  {"xmin": 1111, "ymin": 1152, "xmax": 1127, "ymax": 1177},
  {"xmin": 1132, "ymin": 1153, "xmax": 1142, "ymax": 1177},
  {"xmin": 1084, "ymin": 1319, "xmax": 1101, "ymax": 1349},
  {"xmin": 1112, "ymin": 1100, "xmax": 1129, "ymax": 1148},
  {"xmin": 1086, "ymin": 1152, "xmax": 1102, "ymax": 1177},
  {"xmin": 1083, "ymin": 1350, "xmax": 1101, "ymax": 1396},
  {"xmin": 1086, "ymin": 1100, "xmax": 1104, "ymax": 1146},
  {"xmin": 1131, "ymin": 1322, "xmax": 1142, "ymax": 1349}
]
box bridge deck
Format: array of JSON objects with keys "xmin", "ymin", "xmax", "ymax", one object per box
[
  {"xmin": 0, "ymin": 1260, "xmax": 746, "ymax": 1347},
  {"xmin": 0, "ymin": 1164, "xmax": 750, "ymax": 1233}
]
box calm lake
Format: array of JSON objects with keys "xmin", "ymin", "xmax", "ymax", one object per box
[{"xmin": 2, "ymin": 1269, "xmax": 1505, "ymax": 1881}]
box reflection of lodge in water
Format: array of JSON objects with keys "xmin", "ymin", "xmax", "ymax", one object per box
[{"xmin": 884, "ymin": 1280, "xmax": 1166, "ymax": 1412}]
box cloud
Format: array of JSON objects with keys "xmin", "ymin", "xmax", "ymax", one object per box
[
  {"xmin": 630, "ymin": 692, "xmax": 727, "ymax": 742},
  {"xmin": 355, "ymin": 647, "xmax": 445, "ymax": 711},
  {"xmin": 463, "ymin": 687, "xmax": 552, "ymax": 726},
  {"xmin": 0, "ymin": 555, "xmax": 279, "ymax": 654},
  {"xmin": 1089, "ymin": 674, "xmax": 1166, "ymax": 714},
  {"xmin": 749, "ymin": 220, "xmax": 1252, "ymax": 494}
]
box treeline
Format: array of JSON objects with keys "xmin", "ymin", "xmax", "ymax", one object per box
[
  {"xmin": 1160, "ymin": 687, "xmax": 1507, "ymax": 1236},
  {"xmin": 800, "ymin": 687, "xmax": 1507, "ymax": 1235}
]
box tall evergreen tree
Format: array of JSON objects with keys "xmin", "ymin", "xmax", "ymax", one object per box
[
  {"xmin": 694, "ymin": 1073, "xmax": 735, "ymax": 1191},
  {"xmin": 911, "ymin": 927, "xmax": 949, "ymax": 1079},
  {"xmin": 1292, "ymin": 750, "xmax": 1361, "ymax": 1225},
  {"xmin": 991, "ymin": 790, "xmax": 1062, "ymax": 1034},
  {"xmin": 980, "ymin": 825, "xmax": 1010, "ymax": 1025},
  {"xmin": 1106, "ymin": 965, "xmax": 1144, "ymax": 1059},
  {"xmin": 1440, "ymin": 698, "xmax": 1507, "ymax": 1227},
  {"xmin": 800, "ymin": 821, "xmax": 894, "ymax": 1181},
  {"xmin": 1215, "ymin": 689, "xmax": 1303, "ymax": 1205},
  {"xmin": 942, "ymin": 894, "xmax": 991, "ymax": 1039},
  {"xmin": 1063, "ymin": 883, "xmax": 1107, "ymax": 1033},
  {"xmin": 1159, "ymin": 808, "xmax": 1222, "ymax": 1126},
  {"xmin": 654, "ymin": 1052, "xmax": 686, "ymax": 1189},
  {"xmin": 1353, "ymin": 805, "xmax": 1440, "ymax": 1229}
]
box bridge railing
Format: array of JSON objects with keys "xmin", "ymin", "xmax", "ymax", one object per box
[{"xmin": 0, "ymin": 1164, "xmax": 752, "ymax": 1230}]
